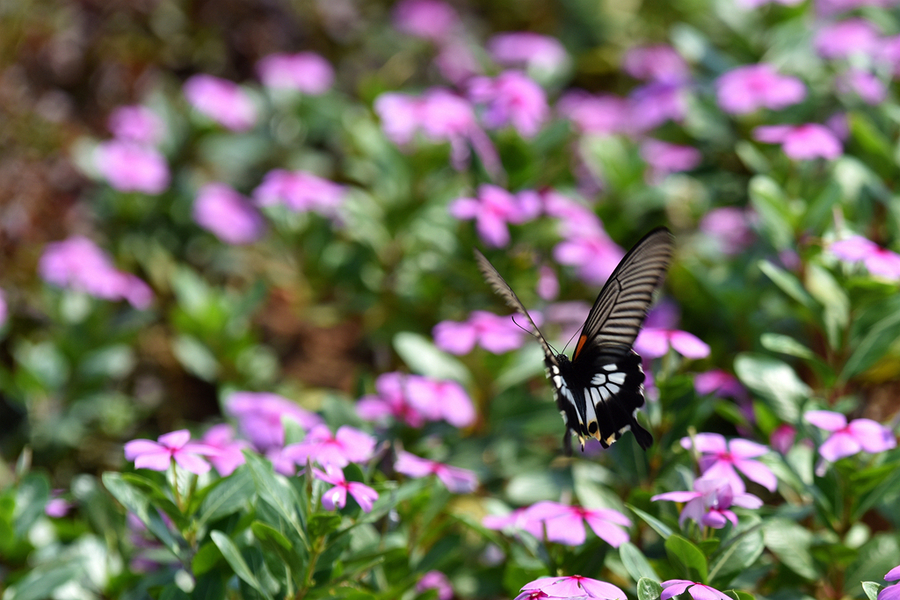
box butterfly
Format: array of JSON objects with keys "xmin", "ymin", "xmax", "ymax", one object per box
[{"xmin": 475, "ymin": 227, "xmax": 674, "ymax": 454}]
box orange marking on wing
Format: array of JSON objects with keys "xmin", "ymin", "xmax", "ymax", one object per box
[{"xmin": 574, "ymin": 335, "xmax": 587, "ymax": 360}]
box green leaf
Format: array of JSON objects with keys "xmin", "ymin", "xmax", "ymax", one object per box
[
  {"xmin": 309, "ymin": 512, "xmax": 343, "ymax": 538},
  {"xmin": 708, "ymin": 522, "xmax": 764, "ymax": 585},
  {"xmin": 243, "ymin": 452, "xmax": 309, "ymax": 550},
  {"xmin": 102, "ymin": 472, "xmax": 182, "ymax": 557},
  {"xmin": 196, "ymin": 467, "xmax": 254, "ymax": 527},
  {"xmin": 1, "ymin": 562, "xmax": 81, "ymax": 600},
  {"xmin": 757, "ymin": 261, "xmax": 815, "ymax": 310},
  {"xmin": 192, "ymin": 541, "xmax": 223, "ymax": 575},
  {"xmin": 210, "ymin": 530, "xmax": 273, "ymax": 600},
  {"xmin": 760, "ymin": 333, "xmax": 815, "ymax": 360},
  {"xmin": 729, "ymin": 591, "xmax": 756, "ymax": 600},
  {"xmin": 862, "ymin": 581, "xmax": 882, "ymax": 600},
  {"xmin": 842, "ymin": 295, "xmax": 900, "ymax": 380},
  {"xmin": 172, "ymin": 335, "xmax": 220, "ymax": 382},
  {"xmin": 628, "ymin": 505, "xmax": 674, "ymax": 539},
  {"xmin": 251, "ymin": 520, "xmax": 306, "ymax": 581},
  {"xmin": 734, "ymin": 353, "xmax": 810, "ymax": 422},
  {"xmin": 749, "ymin": 176, "xmax": 794, "ymax": 250},
  {"xmin": 620, "ymin": 542, "xmax": 659, "ymax": 581},
  {"xmin": 762, "ymin": 518, "xmax": 818, "ymax": 580},
  {"xmin": 393, "ymin": 332, "xmax": 471, "ymax": 383},
  {"xmin": 805, "ymin": 264, "xmax": 849, "ymax": 349},
  {"xmin": 664, "ymin": 535, "xmax": 708, "ymax": 582},
  {"xmin": 845, "ymin": 534, "xmax": 900, "ymax": 594},
  {"xmin": 13, "ymin": 472, "xmax": 49, "ymax": 537},
  {"xmin": 636, "ymin": 577, "xmax": 663, "ymax": 600}
]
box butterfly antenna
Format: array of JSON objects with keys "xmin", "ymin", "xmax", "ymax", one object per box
[{"xmin": 511, "ymin": 313, "xmax": 559, "ymax": 355}]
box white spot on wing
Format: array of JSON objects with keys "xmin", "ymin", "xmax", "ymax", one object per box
[
  {"xmin": 608, "ymin": 372, "xmax": 626, "ymax": 385},
  {"xmin": 603, "ymin": 363, "xmax": 617, "ymax": 372},
  {"xmin": 552, "ymin": 376, "xmax": 563, "ymax": 388},
  {"xmin": 607, "ymin": 383, "xmax": 620, "ymax": 396},
  {"xmin": 599, "ymin": 386, "xmax": 611, "ymax": 401},
  {"xmin": 591, "ymin": 373, "xmax": 607, "ymax": 385}
]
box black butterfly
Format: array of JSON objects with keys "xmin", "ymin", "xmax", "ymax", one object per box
[{"xmin": 475, "ymin": 227, "xmax": 674, "ymax": 454}]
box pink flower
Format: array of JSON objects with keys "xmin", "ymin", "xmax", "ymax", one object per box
[
  {"xmin": 225, "ymin": 392, "xmax": 322, "ymax": 452},
  {"xmin": 39, "ymin": 236, "xmax": 153, "ymax": 309},
  {"xmin": 640, "ymin": 139, "xmax": 702, "ymax": 182},
  {"xmin": 523, "ymin": 500, "xmax": 632, "ymax": 547},
  {"xmin": 183, "ymin": 74, "xmax": 257, "ymax": 131},
  {"xmin": 253, "ymin": 169, "xmax": 345, "ymax": 220},
  {"xmin": 837, "ymin": 68, "xmax": 887, "ymax": 104},
  {"xmin": 537, "ymin": 265, "xmax": 559, "ymax": 301},
  {"xmin": 622, "ymin": 45, "xmax": 689, "ymax": 83},
  {"xmin": 201, "ymin": 424, "xmax": 251, "ymax": 476},
  {"xmin": 449, "ymin": 184, "xmax": 541, "ymax": 247},
  {"xmin": 433, "ymin": 310, "xmax": 531, "ymax": 355},
  {"xmin": 313, "ymin": 465, "xmax": 378, "ymax": 512},
  {"xmin": 814, "ymin": 18, "xmax": 880, "ymax": 60},
  {"xmin": 256, "ymin": 52, "xmax": 334, "ymax": 94},
  {"xmin": 652, "ymin": 477, "xmax": 762, "ymax": 529},
  {"xmin": 435, "ymin": 39, "xmax": 483, "ymax": 85},
  {"xmin": 661, "ymin": 580, "xmax": 732, "ymax": 600},
  {"xmin": 694, "ymin": 369, "xmax": 747, "ymax": 401},
  {"xmin": 770, "ymin": 424, "xmax": 796, "ymax": 455},
  {"xmin": 357, "ymin": 372, "xmax": 475, "ymax": 428},
  {"xmin": 830, "ymin": 235, "xmax": 900, "ymax": 280},
  {"xmin": 716, "ymin": 64, "xmax": 806, "ymax": 114},
  {"xmin": 124, "ymin": 430, "xmax": 218, "ymax": 475},
  {"xmin": 416, "ymin": 571, "xmax": 454, "ymax": 600},
  {"xmin": 0, "ymin": 289, "xmax": 7, "ymax": 327},
  {"xmin": 487, "ymin": 33, "xmax": 569, "ymax": 78},
  {"xmin": 628, "ymin": 81, "xmax": 688, "ymax": 132},
  {"xmin": 468, "ymin": 71, "xmax": 549, "ymax": 138},
  {"xmin": 193, "ymin": 183, "xmax": 266, "ymax": 245},
  {"xmin": 553, "ymin": 233, "xmax": 626, "ymax": 286},
  {"xmin": 754, "ymin": 123, "xmax": 842, "ymax": 160},
  {"xmin": 557, "ymin": 91, "xmax": 632, "ymax": 136},
  {"xmin": 879, "ymin": 565, "xmax": 900, "ymax": 600},
  {"xmin": 636, "ymin": 328, "xmax": 710, "ymax": 359},
  {"xmin": 700, "ymin": 207, "xmax": 755, "ymax": 255},
  {"xmin": 392, "ymin": 0, "xmax": 459, "ymax": 42},
  {"xmin": 516, "ymin": 575, "xmax": 626, "ymax": 600},
  {"xmin": 45, "ymin": 490, "xmax": 73, "ymax": 518},
  {"xmin": 283, "ymin": 425, "xmax": 377, "ymax": 468},
  {"xmin": 107, "ymin": 105, "xmax": 164, "ymax": 144},
  {"xmin": 394, "ymin": 450, "xmax": 477, "ymax": 493},
  {"xmin": 680, "ymin": 432, "xmax": 777, "ymax": 494},
  {"xmin": 94, "ymin": 140, "xmax": 170, "ymax": 194},
  {"xmin": 805, "ymin": 410, "xmax": 896, "ymax": 462}
]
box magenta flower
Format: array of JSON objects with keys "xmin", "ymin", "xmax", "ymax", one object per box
[
  {"xmin": 313, "ymin": 465, "xmax": 378, "ymax": 513},
  {"xmin": 557, "ymin": 91, "xmax": 632, "ymax": 136},
  {"xmin": 283, "ymin": 425, "xmax": 377, "ymax": 468},
  {"xmin": 107, "ymin": 105, "xmax": 164, "ymax": 145},
  {"xmin": 225, "ymin": 391, "xmax": 322, "ymax": 452},
  {"xmin": 814, "ymin": 18, "xmax": 880, "ymax": 60},
  {"xmin": 837, "ymin": 68, "xmax": 887, "ymax": 105},
  {"xmin": 253, "ymin": 169, "xmax": 345, "ymax": 221},
  {"xmin": 201, "ymin": 424, "xmax": 251, "ymax": 476},
  {"xmin": 736, "ymin": 0, "xmax": 801, "ymax": 7},
  {"xmin": 715, "ymin": 64, "xmax": 806, "ymax": 115},
  {"xmin": 39, "ymin": 236, "xmax": 153, "ymax": 309},
  {"xmin": 357, "ymin": 372, "xmax": 428, "ymax": 428},
  {"xmin": 694, "ymin": 369, "xmax": 747, "ymax": 401},
  {"xmin": 879, "ymin": 565, "xmax": 900, "ymax": 600},
  {"xmin": 0, "ymin": 289, "xmax": 7, "ymax": 328},
  {"xmin": 392, "ymin": 0, "xmax": 459, "ymax": 42},
  {"xmin": 468, "ymin": 71, "xmax": 549, "ymax": 138},
  {"xmin": 640, "ymin": 139, "xmax": 702, "ymax": 182},
  {"xmin": 652, "ymin": 477, "xmax": 762, "ymax": 529},
  {"xmin": 700, "ymin": 207, "xmax": 755, "ymax": 255},
  {"xmin": 635, "ymin": 328, "xmax": 710, "ymax": 359},
  {"xmin": 449, "ymin": 184, "xmax": 541, "ymax": 247},
  {"xmin": 661, "ymin": 580, "xmax": 731, "ymax": 600},
  {"xmin": 805, "ymin": 410, "xmax": 896, "ymax": 462},
  {"xmin": 256, "ymin": 52, "xmax": 334, "ymax": 94},
  {"xmin": 537, "ymin": 265, "xmax": 559, "ymax": 301},
  {"xmin": 416, "ymin": 571, "xmax": 454, "ymax": 600},
  {"xmin": 753, "ymin": 123, "xmax": 842, "ymax": 160},
  {"xmin": 45, "ymin": 489, "xmax": 73, "ymax": 518},
  {"xmin": 628, "ymin": 80, "xmax": 688, "ymax": 132},
  {"xmin": 622, "ymin": 45, "xmax": 689, "ymax": 83},
  {"xmin": 681, "ymin": 433, "xmax": 777, "ymax": 494},
  {"xmin": 193, "ymin": 183, "xmax": 266, "ymax": 245},
  {"xmin": 183, "ymin": 74, "xmax": 257, "ymax": 131},
  {"xmin": 124, "ymin": 430, "xmax": 218, "ymax": 475},
  {"xmin": 357, "ymin": 372, "xmax": 475, "ymax": 428},
  {"xmin": 516, "ymin": 575, "xmax": 626, "ymax": 600},
  {"xmin": 830, "ymin": 235, "xmax": 900, "ymax": 280},
  {"xmin": 487, "ymin": 33, "xmax": 569, "ymax": 79},
  {"xmin": 394, "ymin": 450, "xmax": 477, "ymax": 493},
  {"xmin": 769, "ymin": 424, "xmax": 796, "ymax": 455},
  {"xmin": 434, "ymin": 39, "xmax": 483, "ymax": 85},
  {"xmin": 94, "ymin": 140, "xmax": 170, "ymax": 195},
  {"xmin": 486, "ymin": 500, "xmax": 631, "ymax": 548},
  {"xmin": 433, "ymin": 310, "xmax": 531, "ymax": 355}
]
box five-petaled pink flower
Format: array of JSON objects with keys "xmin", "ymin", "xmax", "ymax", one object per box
[
  {"xmin": 715, "ymin": 64, "xmax": 805, "ymax": 115},
  {"xmin": 468, "ymin": 71, "xmax": 549, "ymax": 138},
  {"xmin": 256, "ymin": 52, "xmax": 334, "ymax": 94},
  {"xmin": 253, "ymin": 169, "xmax": 345, "ymax": 221},
  {"xmin": 652, "ymin": 477, "xmax": 762, "ymax": 529},
  {"xmin": 636, "ymin": 328, "xmax": 710, "ymax": 360},
  {"xmin": 416, "ymin": 571, "xmax": 454, "ymax": 600},
  {"xmin": 394, "ymin": 450, "xmax": 477, "ymax": 493},
  {"xmin": 680, "ymin": 432, "xmax": 777, "ymax": 494},
  {"xmin": 357, "ymin": 372, "xmax": 476, "ymax": 428},
  {"xmin": 814, "ymin": 18, "xmax": 881, "ymax": 60},
  {"xmin": 805, "ymin": 410, "xmax": 896, "ymax": 463},
  {"xmin": 754, "ymin": 123, "xmax": 842, "ymax": 160},
  {"xmin": 433, "ymin": 310, "xmax": 532, "ymax": 355},
  {"xmin": 94, "ymin": 140, "xmax": 170, "ymax": 195},
  {"xmin": 516, "ymin": 575, "xmax": 626, "ymax": 600},
  {"xmin": 661, "ymin": 580, "xmax": 732, "ymax": 600},
  {"xmin": 201, "ymin": 424, "xmax": 252, "ymax": 476},
  {"xmin": 183, "ymin": 74, "xmax": 258, "ymax": 131},
  {"xmin": 283, "ymin": 425, "xmax": 377, "ymax": 468},
  {"xmin": 485, "ymin": 500, "xmax": 631, "ymax": 548},
  {"xmin": 313, "ymin": 465, "xmax": 379, "ymax": 513},
  {"xmin": 125, "ymin": 430, "xmax": 218, "ymax": 475},
  {"xmin": 830, "ymin": 235, "xmax": 900, "ymax": 281},
  {"xmin": 879, "ymin": 564, "xmax": 900, "ymax": 600},
  {"xmin": 193, "ymin": 183, "xmax": 267, "ymax": 245},
  {"xmin": 449, "ymin": 184, "xmax": 541, "ymax": 247}
]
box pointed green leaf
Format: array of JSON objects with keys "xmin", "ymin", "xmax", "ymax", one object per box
[
  {"xmin": 243, "ymin": 452, "xmax": 309, "ymax": 549},
  {"xmin": 762, "ymin": 518, "xmax": 818, "ymax": 580},
  {"xmin": 102, "ymin": 472, "xmax": 182, "ymax": 557},
  {"xmin": 664, "ymin": 535, "xmax": 708, "ymax": 582},
  {"xmin": 734, "ymin": 353, "xmax": 809, "ymax": 422},
  {"xmin": 628, "ymin": 505, "xmax": 674, "ymax": 539},
  {"xmin": 620, "ymin": 542, "xmax": 659, "ymax": 581},
  {"xmin": 394, "ymin": 332, "xmax": 471, "ymax": 383},
  {"xmin": 862, "ymin": 581, "xmax": 882, "ymax": 600},
  {"xmin": 758, "ymin": 261, "xmax": 815, "ymax": 310},
  {"xmin": 636, "ymin": 577, "xmax": 663, "ymax": 600},
  {"xmin": 197, "ymin": 467, "xmax": 254, "ymax": 527},
  {"xmin": 13, "ymin": 472, "xmax": 49, "ymax": 537},
  {"xmin": 210, "ymin": 530, "xmax": 272, "ymax": 600}
]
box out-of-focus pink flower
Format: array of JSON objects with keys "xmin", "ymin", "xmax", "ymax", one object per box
[
  {"xmin": 876, "ymin": 34, "xmax": 900, "ymax": 77},
  {"xmin": 805, "ymin": 410, "xmax": 896, "ymax": 463},
  {"xmin": 183, "ymin": 74, "xmax": 257, "ymax": 131},
  {"xmin": 256, "ymin": 52, "xmax": 334, "ymax": 94},
  {"xmin": 193, "ymin": 183, "xmax": 266, "ymax": 245},
  {"xmin": 435, "ymin": 39, "xmax": 482, "ymax": 84},
  {"xmin": 124, "ymin": 430, "xmax": 218, "ymax": 475},
  {"xmin": 392, "ymin": 0, "xmax": 459, "ymax": 42},
  {"xmin": 681, "ymin": 432, "xmax": 777, "ymax": 494},
  {"xmin": 700, "ymin": 207, "xmax": 756, "ymax": 255},
  {"xmin": 0, "ymin": 289, "xmax": 7, "ymax": 327},
  {"xmin": 487, "ymin": 33, "xmax": 569, "ymax": 79},
  {"xmin": 253, "ymin": 170, "xmax": 345, "ymax": 220},
  {"xmin": 553, "ymin": 233, "xmax": 627, "ymax": 286},
  {"xmin": 107, "ymin": 105, "xmax": 164, "ymax": 145},
  {"xmin": 557, "ymin": 91, "xmax": 632, "ymax": 136},
  {"xmin": 736, "ymin": 0, "xmax": 803, "ymax": 8},
  {"xmin": 716, "ymin": 64, "xmax": 806, "ymax": 115},
  {"xmin": 652, "ymin": 477, "xmax": 762, "ymax": 529},
  {"xmin": 201, "ymin": 424, "xmax": 251, "ymax": 476},
  {"xmin": 516, "ymin": 575, "xmax": 626, "ymax": 600},
  {"xmin": 770, "ymin": 424, "xmax": 796, "ymax": 454},
  {"xmin": 879, "ymin": 564, "xmax": 900, "ymax": 600},
  {"xmin": 629, "ymin": 81, "xmax": 688, "ymax": 132},
  {"xmin": 837, "ymin": 68, "xmax": 887, "ymax": 104},
  {"xmin": 816, "ymin": 0, "xmax": 896, "ymax": 16},
  {"xmin": 313, "ymin": 465, "xmax": 378, "ymax": 512},
  {"xmin": 357, "ymin": 372, "xmax": 476, "ymax": 428},
  {"xmin": 636, "ymin": 328, "xmax": 710, "ymax": 359},
  {"xmin": 694, "ymin": 369, "xmax": 747, "ymax": 400},
  {"xmin": 510, "ymin": 500, "xmax": 632, "ymax": 548},
  {"xmin": 45, "ymin": 490, "xmax": 73, "ymax": 518},
  {"xmin": 754, "ymin": 123, "xmax": 842, "ymax": 160},
  {"xmin": 39, "ymin": 237, "xmax": 153, "ymax": 309},
  {"xmin": 416, "ymin": 571, "xmax": 454, "ymax": 600},
  {"xmin": 814, "ymin": 18, "xmax": 880, "ymax": 60},
  {"xmin": 661, "ymin": 580, "xmax": 732, "ymax": 600},
  {"xmin": 449, "ymin": 184, "xmax": 541, "ymax": 247},
  {"xmin": 283, "ymin": 425, "xmax": 377, "ymax": 468},
  {"xmin": 225, "ymin": 392, "xmax": 322, "ymax": 452},
  {"xmin": 622, "ymin": 45, "xmax": 689, "ymax": 83},
  {"xmin": 830, "ymin": 235, "xmax": 900, "ymax": 280},
  {"xmin": 468, "ymin": 71, "xmax": 549, "ymax": 138},
  {"xmin": 394, "ymin": 450, "xmax": 477, "ymax": 493},
  {"xmin": 433, "ymin": 310, "xmax": 532, "ymax": 355},
  {"xmin": 537, "ymin": 265, "xmax": 559, "ymax": 301},
  {"xmin": 640, "ymin": 139, "xmax": 702, "ymax": 182},
  {"xmin": 94, "ymin": 140, "xmax": 169, "ymax": 195},
  {"xmin": 543, "ymin": 190, "xmax": 604, "ymax": 239}
]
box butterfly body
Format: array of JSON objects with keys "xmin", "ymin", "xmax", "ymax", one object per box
[{"xmin": 476, "ymin": 227, "xmax": 674, "ymax": 453}]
